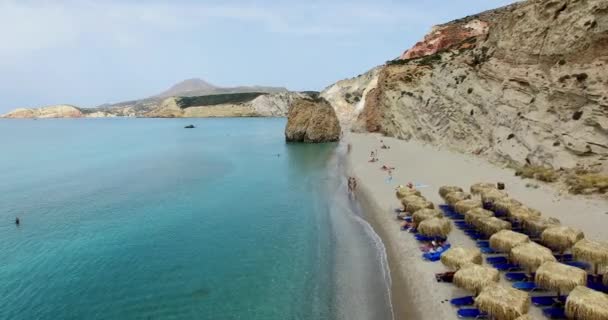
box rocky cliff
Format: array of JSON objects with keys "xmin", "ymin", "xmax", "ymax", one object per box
[
  {"xmin": 1, "ymin": 78, "xmax": 294, "ymax": 119},
  {"xmin": 331, "ymin": 0, "xmax": 607, "ymax": 177},
  {"xmin": 285, "ymin": 97, "xmax": 341, "ymax": 143},
  {"xmin": 2, "ymin": 105, "xmax": 83, "ymax": 118}
]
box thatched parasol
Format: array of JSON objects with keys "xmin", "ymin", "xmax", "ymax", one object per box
[
  {"xmin": 535, "ymin": 261, "xmax": 587, "ymax": 297},
  {"xmin": 481, "ymin": 188, "xmax": 508, "ymax": 206},
  {"xmin": 418, "ymin": 217, "xmax": 452, "ymax": 238},
  {"xmin": 541, "ymin": 226, "xmax": 584, "ymax": 253},
  {"xmin": 490, "ymin": 230, "xmax": 530, "ymax": 253},
  {"xmin": 565, "ymin": 286, "xmax": 608, "ymax": 320},
  {"xmin": 396, "ymin": 186, "xmax": 422, "ymax": 199},
  {"xmin": 572, "ymin": 239, "xmax": 608, "ymax": 275},
  {"xmin": 521, "ymin": 216, "xmax": 560, "ymax": 237},
  {"xmin": 453, "ymin": 263, "xmax": 500, "ymax": 295},
  {"xmin": 412, "ymin": 208, "xmax": 443, "ymax": 226},
  {"xmin": 511, "ymin": 242, "xmax": 557, "ymax": 273},
  {"xmin": 513, "ymin": 315, "xmax": 532, "ymax": 320},
  {"xmin": 493, "ymin": 198, "xmax": 522, "ymax": 215},
  {"xmin": 439, "ymin": 185, "xmax": 463, "ymax": 199},
  {"xmin": 444, "ymin": 191, "xmax": 471, "ymax": 205},
  {"xmin": 473, "ymin": 217, "xmax": 511, "ymax": 236},
  {"xmin": 454, "ymin": 199, "xmax": 483, "ymax": 215},
  {"xmin": 475, "ymin": 284, "xmax": 530, "ymax": 320},
  {"xmin": 400, "ymin": 195, "xmax": 425, "ymax": 207},
  {"xmin": 508, "ymin": 206, "xmax": 542, "ymax": 222},
  {"xmin": 440, "ymin": 247, "xmax": 482, "ymax": 270},
  {"xmin": 406, "ymin": 199, "xmax": 435, "ymax": 213},
  {"xmin": 471, "ymin": 182, "xmax": 496, "ymax": 195},
  {"xmin": 464, "ymin": 208, "xmax": 494, "ymax": 225},
  {"xmin": 604, "ymin": 271, "xmax": 608, "ymax": 287}
]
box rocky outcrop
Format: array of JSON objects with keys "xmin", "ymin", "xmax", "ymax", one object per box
[
  {"xmin": 321, "ymin": 68, "xmax": 381, "ymax": 125},
  {"xmin": 2, "ymin": 105, "xmax": 83, "ymax": 118},
  {"xmin": 349, "ymin": 0, "xmax": 608, "ymax": 174},
  {"xmin": 285, "ymin": 97, "xmax": 341, "ymax": 143}
]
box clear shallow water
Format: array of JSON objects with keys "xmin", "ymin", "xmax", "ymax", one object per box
[{"xmin": 0, "ymin": 118, "xmax": 391, "ymax": 320}]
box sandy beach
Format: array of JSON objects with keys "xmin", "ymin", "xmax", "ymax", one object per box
[{"xmin": 346, "ymin": 132, "xmax": 608, "ymax": 320}]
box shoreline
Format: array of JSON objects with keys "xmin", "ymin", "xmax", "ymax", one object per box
[{"xmin": 345, "ymin": 132, "xmax": 608, "ymax": 320}]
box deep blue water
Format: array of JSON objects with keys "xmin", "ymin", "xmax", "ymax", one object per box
[{"xmin": 0, "ymin": 118, "xmax": 343, "ymax": 320}]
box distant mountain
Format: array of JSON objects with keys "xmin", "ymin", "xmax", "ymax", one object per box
[
  {"xmin": 1, "ymin": 78, "xmax": 308, "ymax": 119},
  {"xmin": 156, "ymin": 78, "xmax": 218, "ymax": 98}
]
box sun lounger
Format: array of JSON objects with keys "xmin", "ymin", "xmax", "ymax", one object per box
[
  {"xmin": 505, "ymin": 272, "xmax": 531, "ymax": 282},
  {"xmin": 476, "ymin": 241, "xmax": 490, "ymax": 248},
  {"xmin": 494, "ymin": 263, "xmax": 522, "ymax": 271},
  {"xmin": 439, "ymin": 205, "xmax": 457, "ymax": 214},
  {"xmin": 532, "ymin": 296, "xmax": 567, "ymax": 307},
  {"xmin": 423, "ymin": 252, "xmax": 442, "ymax": 261},
  {"xmin": 564, "ymin": 260, "xmax": 591, "ymax": 270},
  {"xmin": 543, "ymin": 307, "xmax": 566, "ymax": 319},
  {"xmin": 587, "ymin": 279, "xmax": 608, "ymax": 292},
  {"xmin": 414, "ymin": 234, "xmax": 447, "ymax": 242},
  {"xmin": 451, "ymin": 296, "xmax": 475, "ymax": 307},
  {"xmin": 467, "ymin": 232, "xmax": 488, "ymax": 241},
  {"xmin": 512, "ymin": 281, "xmax": 543, "ymax": 291},
  {"xmin": 457, "ymin": 308, "xmax": 488, "ymax": 319},
  {"xmin": 486, "ymin": 256, "xmax": 508, "ymax": 264},
  {"xmin": 480, "ymin": 247, "xmax": 498, "ymax": 254},
  {"xmin": 553, "ymin": 253, "xmax": 573, "ymax": 261}
]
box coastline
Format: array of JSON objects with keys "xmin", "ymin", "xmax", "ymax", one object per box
[{"xmin": 345, "ymin": 132, "xmax": 608, "ymax": 320}]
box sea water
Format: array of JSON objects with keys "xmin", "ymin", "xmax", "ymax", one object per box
[{"xmin": 0, "ymin": 118, "xmax": 392, "ymax": 320}]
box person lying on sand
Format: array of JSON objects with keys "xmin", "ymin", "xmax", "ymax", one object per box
[
  {"xmin": 369, "ymin": 157, "xmax": 379, "ymax": 163},
  {"xmin": 380, "ymin": 165, "xmax": 395, "ymax": 171}
]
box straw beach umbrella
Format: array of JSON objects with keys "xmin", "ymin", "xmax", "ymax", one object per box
[
  {"xmin": 565, "ymin": 286, "xmax": 608, "ymax": 320},
  {"xmin": 400, "ymin": 195, "xmax": 425, "ymax": 207},
  {"xmin": 475, "ymin": 284, "xmax": 530, "ymax": 320},
  {"xmin": 480, "ymin": 188, "xmax": 508, "ymax": 206},
  {"xmin": 453, "ymin": 263, "xmax": 500, "ymax": 295},
  {"xmin": 490, "ymin": 230, "xmax": 530, "ymax": 253},
  {"xmin": 440, "ymin": 247, "xmax": 483, "ymax": 270},
  {"xmin": 454, "ymin": 199, "xmax": 483, "ymax": 215},
  {"xmin": 493, "ymin": 198, "xmax": 522, "ymax": 216},
  {"xmin": 511, "ymin": 242, "xmax": 557, "ymax": 273},
  {"xmin": 445, "ymin": 191, "xmax": 471, "ymax": 205},
  {"xmin": 406, "ymin": 199, "xmax": 434, "ymax": 214},
  {"xmin": 439, "ymin": 186, "xmax": 463, "ymax": 199},
  {"xmin": 418, "ymin": 217, "xmax": 452, "ymax": 238},
  {"xmin": 474, "ymin": 217, "xmax": 511, "ymax": 236},
  {"xmin": 464, "ymin": 208, "xmax": 494, "ymax": 225},
  {"xmin": 572, "ymin": 239, "xmax": 608, "ymax": 275},
  {"xmin": 513, "ymin": 316, "xmax": 531, "ymax": 320},
  {"xmin": 508, "ymin": 206, "xmax": 542, "ymax": 223},
  {"xmin": 396, "ymin": 186, "xmax": 421, "ymax": 199},
  {"xmin": 521, "ymin": 216, "xmax": 560, "ymax": 237},
  {"xmin": 535, "ymin": 261, "xmax": 587, "ymax": 297},
  {"xmin": 541, "ymin": 226, "xmax": 584, "ymax": 253},
  {"xmin": 412, "ymin": 208, "xmax": 443, "ymax": 226},
  {"xmin": 471, "ymin": 182, "xmax": 496, "ymax": 195}
]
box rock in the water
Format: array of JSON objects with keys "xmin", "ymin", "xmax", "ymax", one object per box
[
  {"xmin": 285, "ymin": 97, "xmax": 341, "ymax": 143},
  {"xmin": 184, "ymin": 124, "xmax": 195, "ymax": 129}
]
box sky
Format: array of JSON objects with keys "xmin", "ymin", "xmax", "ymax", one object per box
[{"xmin": 0, "ymin": 0, "xmax": 517, "ymax": 112}]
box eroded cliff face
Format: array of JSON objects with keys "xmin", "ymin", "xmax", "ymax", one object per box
[
  {"xmin": 285, "ymin": 97, "xmax": 341, "ymax": 143},
  {"xmin": 2, "ymin": 105, "xmax": 83, "ymax": 118},
  {"xmin": 320, "ymin": 68, "xmax": 381, "ymax": 125},
  {"xmin": 352, "ymin": 0, "xmax": 608, "ymax": 174}
]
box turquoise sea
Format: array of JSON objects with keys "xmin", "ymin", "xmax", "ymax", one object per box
[{"xmin": 0, "ymin": 118, "xmax": 392, "ymax": 320}]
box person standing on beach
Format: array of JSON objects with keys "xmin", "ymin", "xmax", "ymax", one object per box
[{"xmin": 352, "ymin": 178, "xmax": 357, "ymax": 191}]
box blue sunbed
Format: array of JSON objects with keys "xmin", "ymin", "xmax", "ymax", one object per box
[
  {"xmin": 480, "ymin": 247, "xmax": 498, "ymax": 254},
  {"xmin": 494, "ymin": 263, "xmax": 522, "ymax": 271},
  {"xmin": 415, "ymin": 234, "xmax": 447, "ymax": 242},
  {"xmin": 554, "ymin": 253, "xmax": 573, "ymax": 261},
  {"xmin": 543, "ymin": 307, "xmax": 566, "ymax": 319},
  {"xmin": 476, "ymin": 241, "xmax": 490, "ymax": 248},
  {"xmin": 451, "ymin": 296, "xmax": 475, "ymax": 307},
  {"xmin": 467, "ymin": 232, "xmax": 489, "ymax": 241},
  {"xmin": 457, "ymin": 308, "xmax": 487, "ymax": 319},
  {"xmin": 512, "ymin": 281, "xmax": 542, "ymax": 291},
  {"xmin": 403, "ymin": 216, "xmax": 412, "ymax": 222},
  {"xmin": 505, "ymin": 272, "xmax": 530, "ymax": 282},
  {"xmin": 439, "ymin": 205, "xmax": 457, "ymax": 214},
  {"xmin": 532, "ymin": 296, "xmax": 566, "ymax": 307},
  {"xmin": 565, "ymin": 260, "xmax": 591, "ymax": 270},
  {"xmin": 423, "ymin": 252, "xmax": 442, "ymax": 261},
  {"xmin": 588, "ymin": 279, "xmax": 608, "ymax": 292},
  {"xmin": 486, "ymin": 256, "xmax": 508, "ymax": 264}
]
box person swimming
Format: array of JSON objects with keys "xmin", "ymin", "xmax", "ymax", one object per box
[{"xmin": 15, "ymin": 217, "xmax": 20, "ymax": 226}]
